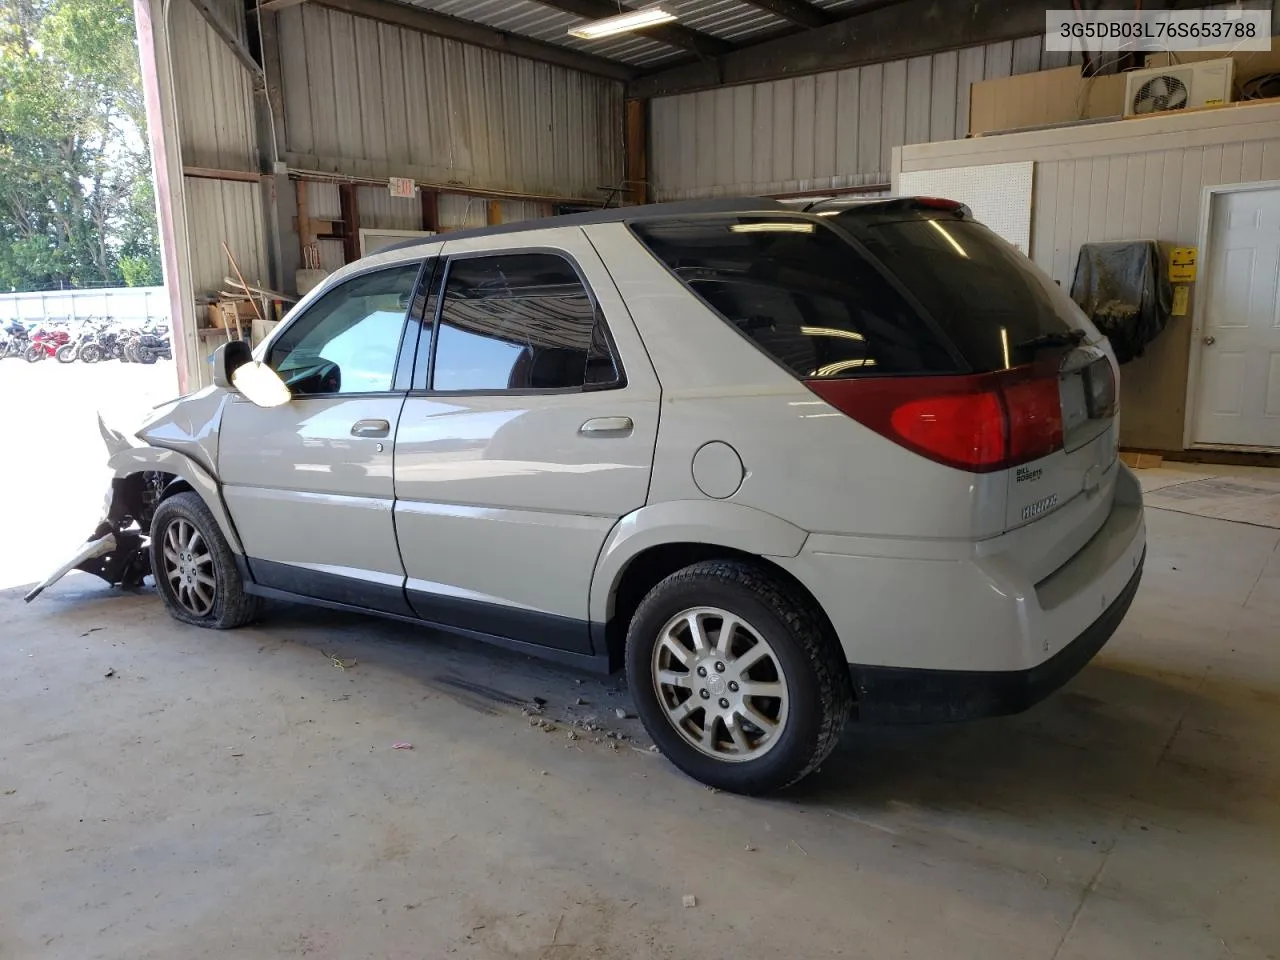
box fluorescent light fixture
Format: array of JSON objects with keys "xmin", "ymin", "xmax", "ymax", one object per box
[
  {"xmin": 927, "ymin": 218, "xmax": 968, "ymax": 258},
  {"xmin": 568, "ymin": 5, "xmax": 677, "ymax": 39},
  {"xmin": 1000, "ymin": 326, "xmax": 1010, "ymax": 370},
  {"xmin": 729, "ymin": 221, "xmax": 815, "ymax": 234},
  {"xmin": 801, "ymin": 326, "xmax": 866, "ymax": 342}
]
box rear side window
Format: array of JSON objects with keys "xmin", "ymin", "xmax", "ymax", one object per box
[
  {"xmin": 848, "ymin": 217, "xmax": 1086, "ymax": 372},
  {"xmin": 631, "ymin": 217, "xmax": 959, "ymax": 380},
  {"xmin": 431, "ymin": 253, "xmax": 619, "ymax": 392}
]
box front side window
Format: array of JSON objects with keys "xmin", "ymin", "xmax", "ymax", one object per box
[
  {"xmin": 631, "ymin": 216, "xmax": 960, "ymax": 379},
  {"xmin": 430, "ymin": 253, "xmax": 618, "ymax": 392},
  {"xmin": 268, "ymin": 263, "xmax": 421, "ymax": 396}
]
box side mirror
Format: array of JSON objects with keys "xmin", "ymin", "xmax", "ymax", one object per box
[
  {"xmin": 213, "ymin": 341, "xmax": 291, "ymax": 408},
  {"xmin": 212, "ymin": 340, "xmax": 251, "ymax": 388}
]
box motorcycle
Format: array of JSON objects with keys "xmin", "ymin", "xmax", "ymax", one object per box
[
  {"xmin": 1, "ymin": 320, "xmax": 31, "ymax": 359},
  {"xmin": 131, "ymin": 330, "xmax": 172, "ymax": 364},
  {"xmin": 24, "ymin": 326, "xmax": 71, "ymax": 362}
]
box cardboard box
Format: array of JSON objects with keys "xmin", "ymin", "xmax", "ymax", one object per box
[{"xmin": 969, "ymin": 66, "xmax": 1127, "ymax": 137}]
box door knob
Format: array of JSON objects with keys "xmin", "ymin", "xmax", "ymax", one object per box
[
  {"xmin": 579, "ymin": 416, "xmax": 633, "ymax": 435},
  {"xmin": 351, "ymin": 418, "xmax": 391, "ymax": 438},
  {"xmin": 1203, "ymin": 336, "xmax": 1216, "ymax": 345}
]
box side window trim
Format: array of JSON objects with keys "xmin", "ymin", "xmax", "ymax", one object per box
[
  {"xmin": 392, "ymin": 257, "xmax": 438, "ymax": 393},
  {"xmin": 267, "ymin": 259, "xmax": 429, "ymax": 399},
  {"xmin": 409, "ymin": 245, "xmax": 627, "ymax": 397}
]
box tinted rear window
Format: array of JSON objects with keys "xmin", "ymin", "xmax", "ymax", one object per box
[
  {"xmin": 846, "ymin": 216, "xmax": 1086, "ymax": 371},
  {"xmin": 631, "ymin": 217, "xmax": 961, "ymax": 379}
]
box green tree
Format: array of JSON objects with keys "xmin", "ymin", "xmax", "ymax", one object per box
[{"xmin": 0, "ymin": 0, "xmax": 161, "ymax": 291}]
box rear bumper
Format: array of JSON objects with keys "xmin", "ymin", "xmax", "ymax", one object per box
[
  {"xmin": 773, "ymin": 463, "xmax": 1146, "ymax": 712},
  {"xmin": 849, "ymin": 549, "xmax": 1143, "ymax": 723}
]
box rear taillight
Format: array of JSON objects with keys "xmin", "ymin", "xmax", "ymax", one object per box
[{"xmin": 806, "ymin": 365, "xmax": 1064, "ymax": 473}]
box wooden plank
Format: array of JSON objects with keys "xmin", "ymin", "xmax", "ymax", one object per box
[
  {"xmin": 625, "ymin": 99, "xmax": 648, "ymax": 205},
  {"xmin": 420, "ymin": 188, "xmax": 440, "ymax": 231},
  {"xmin": 486, "ymin": 200, "xmax": 502, "ymax": 226},
  {"xmin": 339, "ymin": 184, "xmax": 360, "ymax": 262},
  {"xmin": 183, "ymin": 165, "xmax": 263, "ymax": 183}
]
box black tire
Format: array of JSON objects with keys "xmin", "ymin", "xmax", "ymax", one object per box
[
  {"xmin": 150, "ymin": 492, "xmax": 260, "ymax": 629},
  {"xmin": 138, "ymin": 348, "xmax": 158, "ymax": 364},
  {"xmin": 56, "ymin": 342, "xmax": 78, "ymax": 363},
  {"xmin": 625, "ymin": 560, "xmax": 852, "ymax": 795},
  {"xmin": 24, "ymin": 344, "xmax": 44, "ymax": 362},
  {"xmin": 79, "ymin": 343, "xmax": 101, "ymax": 363}
]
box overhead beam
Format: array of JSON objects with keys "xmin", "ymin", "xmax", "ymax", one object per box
[
  {"xmin": 530, "ymin": 0, "xmax": 732, "ymax": 57},
  {"xmin": 630, "ymin": 0, "xmax": 1232, "ymax": 98},
  {"xmin": 735, "ymin": 0, "xmax": 831, "ymax": 30},
  {"xmin": 187, "ymin": 0, "xmax": 264, "ymax": 79},
  {"xmin": 312, "ymin": 0, "xmax": 636, "ymax": 82}
]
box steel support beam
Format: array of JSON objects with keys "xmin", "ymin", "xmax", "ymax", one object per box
[
  {"xmin": 630, "ymin": 0, "xmax": 1233, "ymax": 98},
  {"xmin": 530, "ymin": 0, "xmax": 732, "ymax": 57},
  {"xmin": 735, "ymin": 0, "xmax": 831, "ymax": 30},
  {"xmin": 312, "ymin": 0, "xmax": 636, "ymax": 82},
  {"xmin": 187, "ymin": 0, "xmax": 264, "ymax": 80}
]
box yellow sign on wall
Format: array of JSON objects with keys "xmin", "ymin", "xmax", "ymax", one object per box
[
  {"xmin": 1172, "ymin": 285, "xmax": 1190, "ymax": 317},
  {"xmin": 1170, "ymin": 247, "xmax": 1198, "ymax": 283}
]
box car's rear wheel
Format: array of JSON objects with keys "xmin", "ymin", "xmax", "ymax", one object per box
[
  {"xmin": 626, "ymin": 560, "xmax": 852, "ymax": 795},
  {"xmin": 150, "ymin": 492, "xmax": 260, "ymax": 629}
]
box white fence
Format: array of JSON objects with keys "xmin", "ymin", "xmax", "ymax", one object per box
[{"xmin": 0, "ymin": 287, "xmax": 167, "ymax": 326}]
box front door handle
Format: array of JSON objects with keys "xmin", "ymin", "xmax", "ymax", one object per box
[
  {"xmin": 579, "ymin": 416, "xmax": 633, "ymax": 435},
  {"xmin": 351, "ymin": 418, "xmax": 391, "ymax": 438}
]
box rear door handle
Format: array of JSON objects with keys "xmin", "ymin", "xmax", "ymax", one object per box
[
  {"xmin": 579, "ymin": 416, "xmax": 633, "ymax": 435},
  {"xmin": 351, "ymin": 418, "xmax": 391, "ymax": 438}
]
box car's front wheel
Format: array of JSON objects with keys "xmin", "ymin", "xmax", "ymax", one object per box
[
  {"xmin": 626, "ymin": 560, "xmax": 852, "ymax": 795},
  {"xmin": 150, "ymin": 492, "xmax": 260, "ymax": 629}
]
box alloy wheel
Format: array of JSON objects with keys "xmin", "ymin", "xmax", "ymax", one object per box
[
  {"xmin": 162, "ymin": 518, "xmax": 216, "ymax": 617},
  {"xmin": 651, "ymin": 606, "xmax": 790, "ymax": 762}
]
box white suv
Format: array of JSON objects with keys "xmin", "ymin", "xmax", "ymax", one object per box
[{"xmin": 31, "ymin": 198, "xmax": 1146, "ymax": 794}]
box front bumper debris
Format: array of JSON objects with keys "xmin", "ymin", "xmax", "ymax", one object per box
[{"xmin": 24, "ymin": 475, "xmax": 154, "ymax": 603}]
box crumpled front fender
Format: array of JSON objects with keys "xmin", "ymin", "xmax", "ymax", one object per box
[{"xmin": 106, "ymin": 445, "xmax": 244, "ymax": 556}]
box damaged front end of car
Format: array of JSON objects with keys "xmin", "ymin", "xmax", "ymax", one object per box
[{"xmin": 23, "ymin": 416, "xmax": 166, "ymax": 603}]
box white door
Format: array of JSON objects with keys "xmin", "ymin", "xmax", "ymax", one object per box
[
  {"xmin": 1193, "ymin": 186, "xmax": 1280, "ymax": 448},
  {"xmin": 393, "ymin": 233, "xmax": 660, "ymax": 654},
  {"xmin": 219, "ymin": 261, "xmax": 425, "ymax": 614}
]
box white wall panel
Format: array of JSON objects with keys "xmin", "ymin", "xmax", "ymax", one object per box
[
  {"xmin": 276, "ymin": 5, "xmax": 623, "ymax": 201},
  {"xmin": 650, "ymin": 36, "xmax": 1078, "ymax": 201}
]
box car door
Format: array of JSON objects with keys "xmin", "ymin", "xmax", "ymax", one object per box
[
  {"xmin": 219, "ymin": 259, "xmax": 430, "ymax": 615},
  {"xmin": 393, "ymin": 229, "xmax": 660, "ymax": 654}
]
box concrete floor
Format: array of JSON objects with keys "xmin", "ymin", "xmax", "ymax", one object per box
[{"xmin": 2, "ymin": 365, "xmax": 1279, "ymax": 959}]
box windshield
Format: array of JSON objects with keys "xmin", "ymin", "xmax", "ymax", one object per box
[{"xmin": 845, "ymin": 216, "xmax": 1092, "ymax": 371}]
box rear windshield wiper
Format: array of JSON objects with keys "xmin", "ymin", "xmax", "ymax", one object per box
[{"xmin": 1016, "ymin": 328, "xmax": 1087, "ymax": 352}]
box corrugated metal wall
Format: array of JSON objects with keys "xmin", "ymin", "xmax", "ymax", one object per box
[
  {"xmin": 183, "ymin": 178, "xmax": 271, "ymax": 298},
  {"xmin": 650, "ymin": 36, "xmax": 1081, "ymax": 200},
  {"xmin": 169, "ymin": 0, "xmax": 257, "ymax": 171},
  {"xmin": 168, "ymin": 0, "xmax": 269, "ymax": 300},
  {"xmin": 274, "ymin": 4, "xmax": 624, "ymax": 201}
]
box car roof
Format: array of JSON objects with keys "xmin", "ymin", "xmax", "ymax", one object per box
[{"xmin": 381, "ymin": 196, "xmax": 793, "ymax": 254}]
